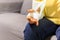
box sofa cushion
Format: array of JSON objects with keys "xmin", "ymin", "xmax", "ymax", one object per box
[
  {"xmin": 0, "ymin": 0, "xmax": 23, "ymax": 13},
  {"xmin": 50, "ymin": 35, "xmax": 57, "ymax": 40},
  {"xmin": 0, "ymin": 13, "xmax": 27, "ymax": 40},
  {"xmin": 21, "ymin": 0, "xmax": 32, "ymax": 15}
]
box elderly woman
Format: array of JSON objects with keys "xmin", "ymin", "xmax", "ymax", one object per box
[{"xmin": 24, "ymin": 0, "xmax": 60, "ymax": 40}]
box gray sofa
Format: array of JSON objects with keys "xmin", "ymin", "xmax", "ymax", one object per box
[{"xmin": 0, "ymin": 0, "xmax": 57, "ymax": 40}]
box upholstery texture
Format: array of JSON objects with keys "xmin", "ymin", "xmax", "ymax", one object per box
[
  {"xmin": 0, "ymin": 13, "xmax": 27, "ymax": 40},
  {"xmin": 0, "ymin": 0, "xmax": 23, "ymax": 13},
  {"xmin": 21, "ymin": 0, "xmax": 32, "ymax": 15}
]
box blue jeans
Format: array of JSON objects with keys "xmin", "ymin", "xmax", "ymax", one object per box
[
  {"xmin": 56, "ymin": 27, "xmax": 60, "ymax": 40},
  {"xmin": 24, "ymin": 18, "xmax": 59, "ymax": 40}
]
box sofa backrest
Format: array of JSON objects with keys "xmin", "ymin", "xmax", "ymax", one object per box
[
  {"xmin": 21, "ymin": 0, "xmax": 32, "ymax": 15},
  {"xmin": 0, "ymin": 0, "xmax": 23, "ymax": 13}
]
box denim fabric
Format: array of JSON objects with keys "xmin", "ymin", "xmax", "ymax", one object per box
[
  {"xmin": 56, "ymin": 27, "xmax": 60, "ymax": 40},
  {"xmin": 24, "ymin": 18, "xmax": 58, "ymax": 40}
]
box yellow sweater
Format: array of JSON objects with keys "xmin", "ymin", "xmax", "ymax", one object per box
[{"xmin": 44, "ymin": 0, "xmax": 60, "ymax": 25}]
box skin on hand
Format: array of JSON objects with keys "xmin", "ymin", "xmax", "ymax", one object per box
[
  {"xmin": 27, "ymin": 9, "xmax": 35, "ymax": 13},
  {"xmin": 36, "ymin": 7, "xmax": 40, "ymax": 13},
  {"xmin": 27, "ymin": 9, "xmax": 39, "ymax": 26},
  {"xmin": 27, "ymin": 16, "xmax": 39, "ymax": 26}
]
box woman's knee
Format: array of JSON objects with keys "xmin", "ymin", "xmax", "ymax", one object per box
[
  {"xmin": 24, "ymin": 23, "xmax": 31, "ymax": 33},
  {"xmin": 24, "ymin": 23, "xmax": 38, "ymax": 40}
]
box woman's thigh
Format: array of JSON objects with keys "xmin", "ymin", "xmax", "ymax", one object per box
[
  {"xmin": 24, "ymin": 18, "xmax": 58, "ymax": 40},
  {"xmin": 24, "ymin": 23, "xmax": 39, "ymax": 40}
]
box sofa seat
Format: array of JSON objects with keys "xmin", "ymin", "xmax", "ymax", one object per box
[
  {"xmin": 0, "ymin": 13, "xmax": 57, "ymax": 40},
  {"xmin": 0, "ymin": 13, "xmax": 28, "ymax": 40}
]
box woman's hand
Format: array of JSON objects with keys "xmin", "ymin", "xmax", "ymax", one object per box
[
  {"xmin": 27, "ymin": 9, "xmax": 39, "ymax": 26},
  {"xmin": 27, "ymin": 9, "xmax": 35, "ymax": 13}
]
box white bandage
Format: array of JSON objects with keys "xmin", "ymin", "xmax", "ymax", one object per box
[
  {"xmin": 32, "ymin": 12, "xmax": 40, "ymax": 20},
  {"xmin": 27, "ymin": 12, "xmax": 40, "ymax": 20},
  {"xmin": 27, "ymin": 0, "xmax": 46, "ymax": 21}
]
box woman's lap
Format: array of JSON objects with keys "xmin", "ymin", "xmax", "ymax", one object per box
[{"xmin": 24, "ymin": 18, "xmax": 58, "ymax": 40}]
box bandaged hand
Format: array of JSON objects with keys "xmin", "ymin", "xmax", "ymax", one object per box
[{"xmin": 27, "ymin": 9, "xmax": 39, "ymax": 26}]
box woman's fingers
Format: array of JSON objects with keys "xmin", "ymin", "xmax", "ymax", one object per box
[
  {"xmin": 36, "ymin": 7, "xmax": 40, "ymax": 13},
  {"xmin": 27, "ymin": 16, "xmax": 39, "ymax": 26},
  {"xmin": 27, "ymin": 9, "xmax": 35, "ymax": 13},
  {"xmin": 36, "ymin": 21, "xmax": 39, "ymax": 26}
]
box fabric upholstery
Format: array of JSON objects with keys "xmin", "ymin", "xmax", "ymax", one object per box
[
  {"xmin": 51, "ymin": 35, "xmax": 57, "ymax": 40},
  {"xmin": 0, "ymin": 0, "xmax": 23, "ymax": 13},
  {"xmin": 0, "ymin": 13, "xmax": 27, "ymax": 40},
  {"xmin": 21, "ymin": 0, "xmax": 32, "ymax": 15}
]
